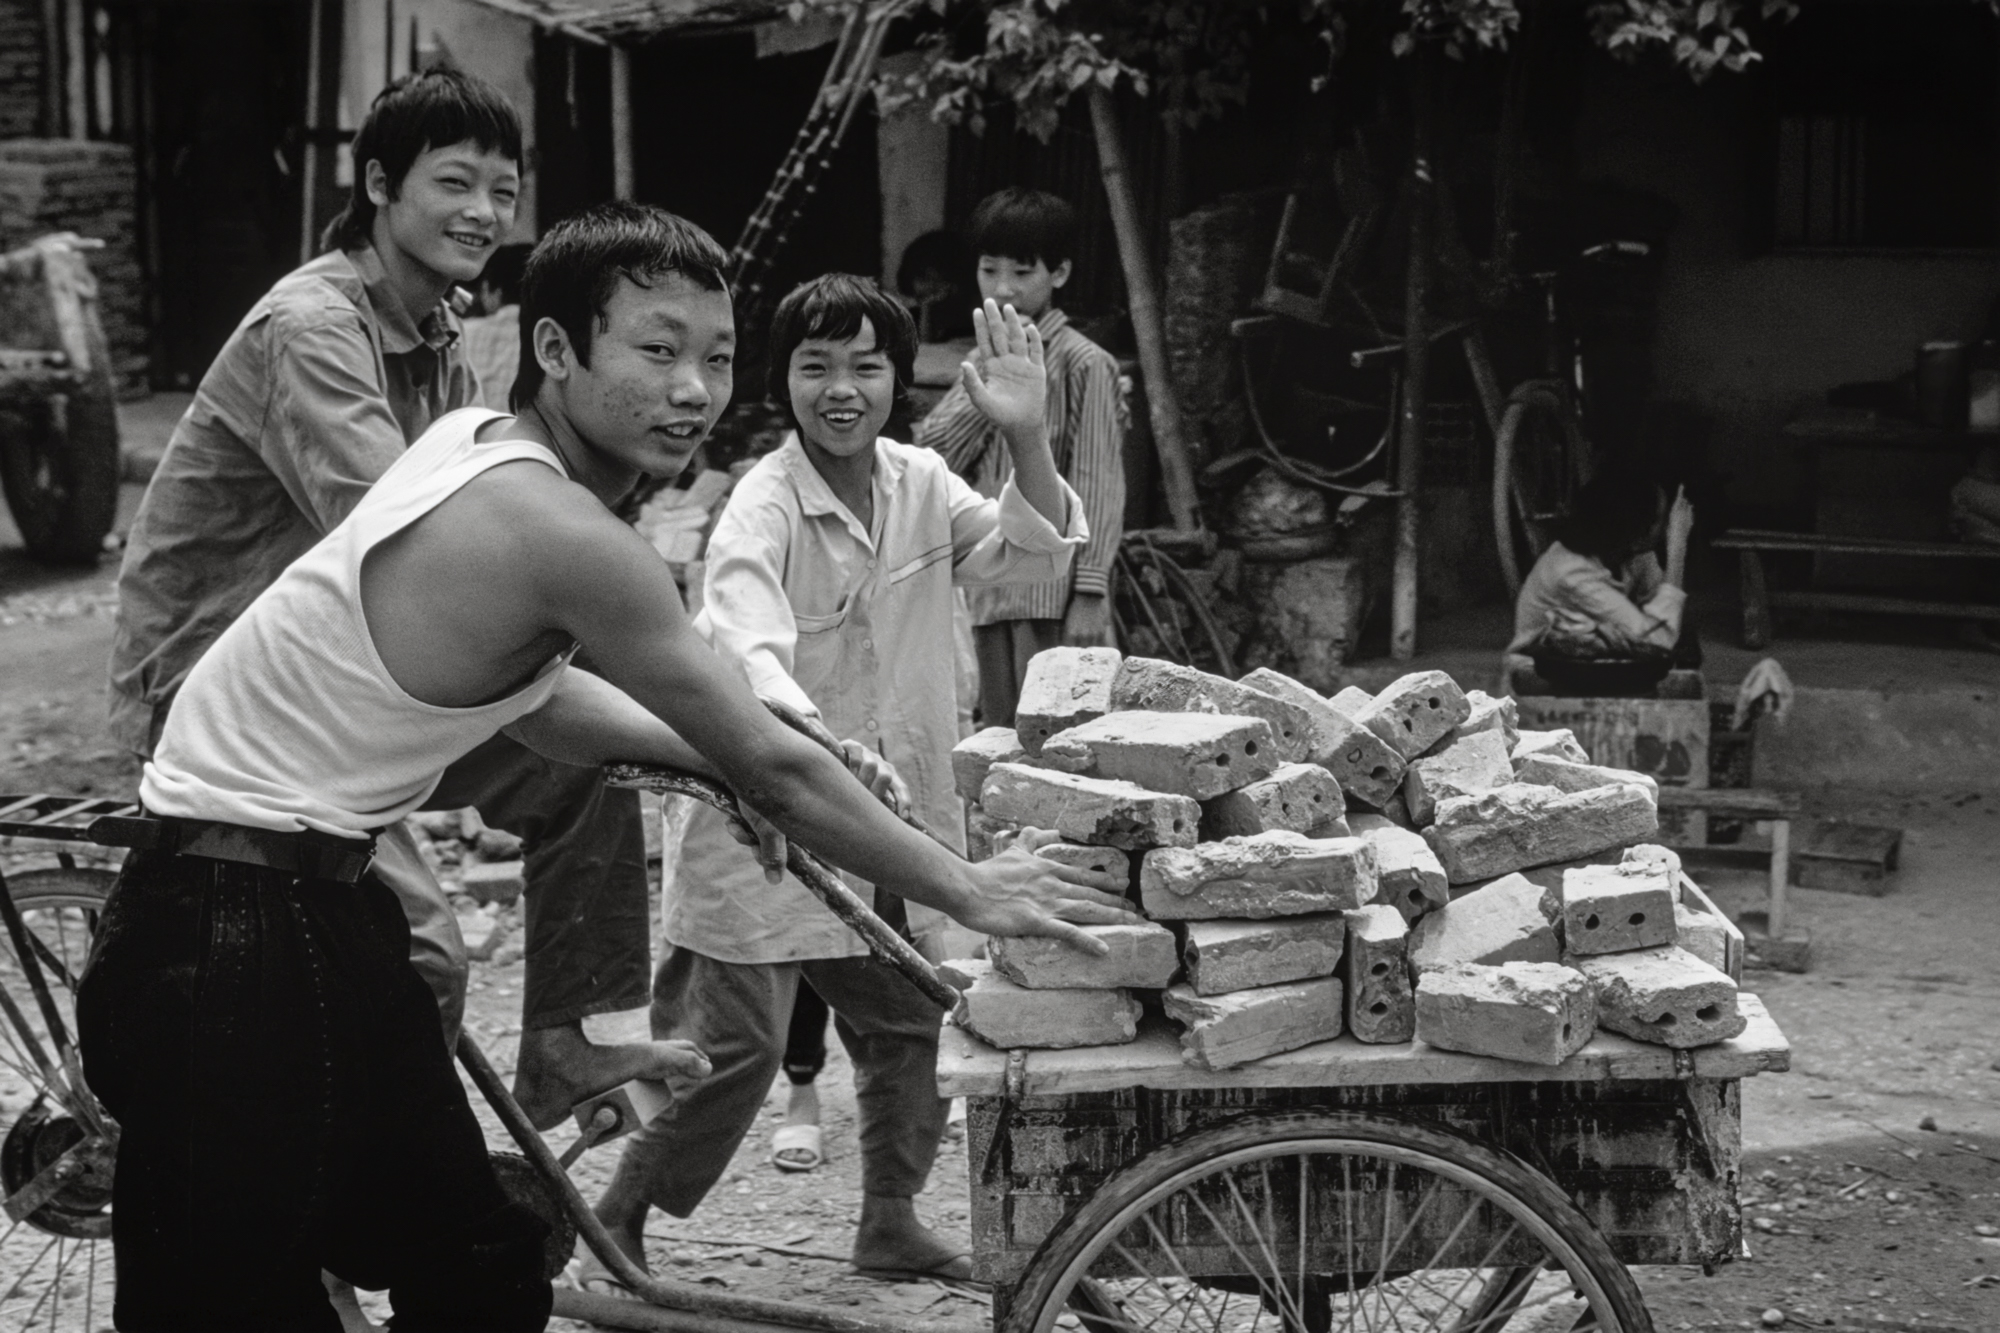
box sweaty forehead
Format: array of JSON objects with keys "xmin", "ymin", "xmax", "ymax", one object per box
[{"xmin": 606, "ymin": 273, "xmax": 735, "ymax": 339}]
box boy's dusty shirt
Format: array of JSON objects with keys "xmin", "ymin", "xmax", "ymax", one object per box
[
  {"xmin": 917, "ymin": 308, "xmax": 1124, "ymax": 625},
  {"xmin": 664, "ymin": 434, "xmax": 1087, "ymax": 964}
]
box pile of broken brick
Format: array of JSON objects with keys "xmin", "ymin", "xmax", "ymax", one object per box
[{"xmin": 941, "ymin": 649, "xmax": 1748, "ymax": 1073}]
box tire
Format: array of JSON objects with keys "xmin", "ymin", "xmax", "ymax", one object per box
[
  {"xmin": 0, "ymin": 864, "xmax": 118, "ymax": 1326},
  {"xmin": 1492, "ymin": 383, "xmax": 1587, "ymax": 599},
  {"xmin": 1005, "ymin": 1109, "xmax": 1653, "ymax": 1333}
]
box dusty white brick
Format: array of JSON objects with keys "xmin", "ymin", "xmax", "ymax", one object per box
[
  {"xmin": 1459, "ymin": 690, "xmax": 1521, "ymax": 753},
  {"xmin": 1572, "ymin": 947, "xmax": 1746, "ymax": 1049},
  {"xmin": 1423, "ymin": 782, "xmax": 1660, "ymax": 884},
  {"xmin": 1236, "ymin": 668, "xmax": 1402, "ymax": 808},
  {"xmin": 1622, "ymin": 843, "xmax": 1683, "ymax": 884},
  {"xmin": 1183, "ymin": 915, "xmax": 1345, "ymax": 995},
  {"xmin": 1512, "ymin": 728, "xmax": 1590, "ymax": 767},
  {"xmin": 1674, "ymin": 901, "xmax": 1731, "ymax": 975},
  {"xmin": 1343, "ymin": 905, "xmax": 1415, "ymax": 1043},
  {"xmin": 459, "ymin": 860, "xmax": 525, "ymax": 906},
  {"xmin": 1034, "ymin": 841, "xmax": 1131, "ymax": 880},
  {"xmin": 950, "ymin": 959, "xmax": 1142, "ymax": 1049},
  {"xmin": 1163, "ymin": 976, "xmax": 1344, "ymax": 1070},
  {"xmin": 1140, "ymin": 833, "xmax": 1377, "ymax": 920},
  {"xmin": 1328, "ymin": 686, "xmax": 1372, "ymax": 718},
  {"xmin": 953, "ymin": 727, "xmax": 1028, "ymax": 802},
  {"xmin": 1415, "ymin": 962, "xmax": 1597, "ymax": 1066},
  {"xmin": 1109, "ymin": 658, "xmax": 1314, "ymax": 763},
  {"xmin": 1409, "ymin": 873, "xmax": 1561, "ymax": 974},
  {"xmin": 981, "ymin": 764, "xmax": 1198, "ymax": 850},
  {"xmin": 1355, "ymin": 671, "xmax": 1472, "ymax": 760},
  {"xmin": 965, "ymin": 805, "xmax": 1016, "ymax": 862},
  {"xmin": 1515, "ymin": 752, "xmax": 1660, "ymax": 802},
  {"xmin": 1201, "ymin": 762, "xmax": 1349, "ymax": 840},
  {"xmin": 1349, "ymin": 814, "xmax": 1449, "ymax": 921},
  {"xmin": 1561, "ymin": 861, "xmax": 1677, "ymax": 956},
  {"xmin": 989, "ymin": 921, "xmax": 1180, "ymax": 990},
  {"xmin": 1015, "ymin": 647, "xmax": 1123, "ymax": 755},
  {"xmin": 1402, "ymin": 729, "xmax": 1514, "ymax": 826},
  {"xmin": 1040, "ymin": 711, "xmax": 1278, "ymax": 799}
]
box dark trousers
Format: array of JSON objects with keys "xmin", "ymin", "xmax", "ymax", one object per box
[
  {"xmin": 972, "ymin": 617, "xmax": 1064, "ymax": 729},
  {"xmin": 610, "ymin": 940, "xmax": 948, "ymax": 1217},
  {"xmin": 428, "ymin": 732, "xmax": 651, "ymax": 1029},
  {"xmin": 77, "ymin": 849, "xmax": 552, "ymax": 1332},
  {"xmin": 783, "ymin": 980, "xmax": 830, "ymax": 1085}
]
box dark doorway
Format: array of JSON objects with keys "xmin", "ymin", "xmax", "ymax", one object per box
[{"xmin": 532, "ymin": 32, "xmax": 613, "ymax": 230}]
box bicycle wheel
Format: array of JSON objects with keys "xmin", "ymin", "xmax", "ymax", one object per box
[
  {"xmin": 0, "ymin": 864, "xmax": 117, "ymax": 1331},
  {"xmin": 1004, "ymin": 1109, "xmax": 1653, "ymax": 1333},
  {"xmin": 1492, "ymin": 383, "xmax": 1588, "ymax": 599}
]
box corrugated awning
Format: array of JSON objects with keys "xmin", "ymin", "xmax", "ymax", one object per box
[{"xmin": 459, "ymin": 0, "xmax": 800, "ymax": 44}]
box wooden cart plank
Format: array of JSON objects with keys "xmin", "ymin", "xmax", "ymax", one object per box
[{"xmin": 938, "ymin": 994, "xmax": 1787, "ymax": 1097}]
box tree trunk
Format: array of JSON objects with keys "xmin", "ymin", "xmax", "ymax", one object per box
[
  {"xmin": 1089, "ymin": 85, "xmax": 1200, "ymax": 532},
  {"xmin": 1392, "ymin": 55, "xmax": 1435, "ymax": 662}
]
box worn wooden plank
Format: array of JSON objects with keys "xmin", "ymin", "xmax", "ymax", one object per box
[
  {"xmin": 1658, "ymin": 787, "xmax": 1801, "ymax": 818},
  {"xmin": 1715, "ymin": 528, "xmax": 2000, "ymax": 559},
  {"xmin": 937, "ymin": 994, "xmax": 1787, "ymax": 1097},
  {"xmin": 1679, "ymin": 873, "xmax": 1746, "ymax": 983}
]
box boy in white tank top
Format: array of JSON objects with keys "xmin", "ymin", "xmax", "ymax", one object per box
[{"xmin": 78, "ymin": 205, "xmax": 1133, "ymax": 1329}]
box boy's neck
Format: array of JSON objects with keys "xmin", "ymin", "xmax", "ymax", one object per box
[
  {"xmin": 799, "ymin": 435, "xmax": 876, "ymax": 532},
  {"xmin": 367, "ymin": 219, "xmax": 454, "ymax": 330},
  {"xmin": 519, "ymin": 391, "xmax": 641, "ymax": 508}
]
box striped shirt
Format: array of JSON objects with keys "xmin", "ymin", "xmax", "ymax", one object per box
[{"xmin": 916, "ymin": 307, "xmax": 1124, "ymax": 625}]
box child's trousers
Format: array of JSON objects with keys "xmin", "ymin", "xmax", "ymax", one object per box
[{"xmin": 611, "ymin": 941, "xmax": 949, "ymax": 1217}]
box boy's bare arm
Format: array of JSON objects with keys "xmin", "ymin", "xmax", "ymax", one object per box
[
  {"xmin": 511, "ymin": 480, "xmax": 1131, "ymax": 945},
  {"xmin": 503, "ymin": 668, "xmax": 716, "ymax": 775}
]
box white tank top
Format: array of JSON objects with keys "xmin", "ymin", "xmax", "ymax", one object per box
[{"xmin": 142, "ymin": 408, "xmax": 575, "ymax": 838}]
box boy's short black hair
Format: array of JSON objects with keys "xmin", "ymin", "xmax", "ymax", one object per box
[
  {"xmin": 969, "ymin": 187, "xmax": 1078, "ymax": 270},
  {"xmin": 1553, "ymin": 463, "xmax": 1665, "ymax": 563},
  {"xmin": 765, "ymin": 273, "xmax": 917, "ymax": 432},
  {"xmin": 321, "ymin": 68, "xmax": 523, "ymax": 254},
  {"xmin": 480, "ymin": 243, "xmax": 532, "ymax": 308},
  {"xmin": 511, "ymin": 201, "xmax": 731, "ymax": 411}
]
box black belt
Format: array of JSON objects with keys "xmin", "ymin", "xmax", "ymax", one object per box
[{"xmin": 94, "ymin": 812, "xmax": 378, "ymax": 884}]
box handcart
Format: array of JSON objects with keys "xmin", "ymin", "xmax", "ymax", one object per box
[{"xmin": 1, "ymin": 747, "xmax": 1789, "ymax": 1333}]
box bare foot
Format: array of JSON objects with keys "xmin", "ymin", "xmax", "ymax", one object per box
[
  {"xmin": 852, "ymin": 1194, "xmax": 975, "ymax": 1281},
  {"xmin": 512, "ymin": 1022, "xmax": 709, "ymax": 1132}
]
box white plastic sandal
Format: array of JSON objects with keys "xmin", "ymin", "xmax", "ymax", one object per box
[{"xmin": 771, "ymin": 1122, "xmax": 823, "ymax": 1172}]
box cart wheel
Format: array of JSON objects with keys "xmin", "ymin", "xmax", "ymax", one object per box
[
  {"xmin": 1004, "ymin": 1109, "xmax": 1653, "ymax": 1333},
  {"xmin": 0, "ymin": 865, "xmax": 118, "ymax": 1328}
]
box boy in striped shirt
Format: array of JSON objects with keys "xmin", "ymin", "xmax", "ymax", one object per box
[{"xmin": 917, "ymin": 188, "xmax": 1125, "ymax": 727}]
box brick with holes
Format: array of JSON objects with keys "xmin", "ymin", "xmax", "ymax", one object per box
[
  {"xmin": 1182, "ymin": 914, "xmax": 1346, "ymax": 995},
  {"xmin": 1163, "ymin": 975, "xmax": 1345, "ymax": 1070},
  {"xmin": 1511, "ymin": 728, "xmax": 1591, "ymax": 768},
  {"xmin": 1561, "ymin": 860, "xmax": 1677, "ymax": 957},
  {"xmin": 1108, "ymin": 657, "xmax": 1314, "ymax": 763},
  {"xmin": 1328, "ymin": 686, "xmax": 1372, "ymax": 718},
  {"xmin": 1201, "ymin": 762, "xmax": 1349, "ymax": 840},
  {"xmin": 1038, "ymin": 711, "xmax": 1277, "ymax": 800},
  {"xmin": 1014, "ymin": 646, "xmax": 1123, "ymax": 756},
  {"xmin": 1236, "ymin": 668, "xmax": 1404, "ymax": 808},
  {"xmin": 989, "ymin": 920, "xmax": 1180, "ymax": 990},
  {"xmin": 1423, "ymin": 782, "xmax": 1659, "ymax": 884},
  {"xmin": 952, "ymin": 727, "xmax": 1029, "ymax": 803},
  {"xmin": 1349, "ymin": 814, "xmax": 1449, "ymax": 921},
  {"xmin": 1414, "ymin": 962, "xmax": 1597, "ymax": 1066},
  {"xmin": 1342, "ymin": 904, "xmax": 1415, "ymax": 1043},
  {"xmin": 1355, "ymin": 671, "xmax": 1471, "ymax": 761},
  {"xmin": 1139, "ymin": 831, "xmax": 1377, "ymax": 920},
  {"xmin": 1514, "ymin": 752, "xmax": 1660, "ymax": 802},
  {"xmin": 949, "ymin": 959, "xmax": 1142, "ymax": 1049},
  {"xmin": 1571, "ymin": 947, "xmax": 1746, "ymax": 1049},
  {"xmin": 1459, "ymin": 690, "xmax": 1521, "ymax": 753},
  {"xmin": 1402, "ymin": 728, "xmax": 1514, "ymax": 827},
  {"xmin": 1408, "ymin": 872, "xmax": 1561, "ymax": 974},
  {"xmin": 980, "ymin": 763, "xmax": 1198, "ymax": 851}
]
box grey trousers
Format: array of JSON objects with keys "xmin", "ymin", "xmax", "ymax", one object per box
[{"xmin": 612, "ymin": 942, "xmax": 949, "ymax": 1218}]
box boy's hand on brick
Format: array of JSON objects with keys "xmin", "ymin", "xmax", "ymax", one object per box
[
  {"xmin": 960, "ymin": 299, "xmax": 1047, "ymax": 442},
  {"xmin": 956, "ymin": 826, "xmax": 1137, "ymax": 955},
  {"xmin": 1061, "ymin": 593, "xmax": 1112, "ymax": 647},
  {"xmin": 840, "ymin": 738, "xmax": 916, "ymax": 823}
]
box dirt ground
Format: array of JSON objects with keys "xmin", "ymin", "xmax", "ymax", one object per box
[{"xmin": 2, "ymin": 515, "xmax": 1996, "ymax": 1332}]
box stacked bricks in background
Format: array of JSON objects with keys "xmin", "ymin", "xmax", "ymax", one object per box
[
  {"xmin": 0, "ymin": 141, "xmax": 146, "ymax": 388},
  {"xmin": 949, "ymin": 659, "xmax": 1745, "ymax": 1070}
]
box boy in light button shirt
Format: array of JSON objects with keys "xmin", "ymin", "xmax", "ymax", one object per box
[{"xmin": 589, "ymin": 275, "xmax": 1087, "ymax": 1286}]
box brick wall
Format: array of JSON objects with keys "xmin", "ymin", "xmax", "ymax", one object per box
[
  {"xmin": 0, "ymin": 140, "xmax": 147, "ymax": 387},
  {"xmin": 0, "ymin": 0, "xmax": 43, "ymax": 138}
]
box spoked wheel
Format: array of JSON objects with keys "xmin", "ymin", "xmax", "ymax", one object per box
[
  {"xmin": 1492, "ymin": 382, "xmax": 1589, "ymax": 599},
  {"xmin": 1004, "ymin": 1110, "xmax": 1653, "ymax": 1333},
  {"xmin": 0, "ymin": 865, "xmax": 118, "ymax": 1330}
]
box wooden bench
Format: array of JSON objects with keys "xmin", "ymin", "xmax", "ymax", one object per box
[
  {"xmin": 1658, "ymin": 787, "xmax": 1806, "ymax": 968},
  {"xmin": 1714, "ymin": 528, "xmax": 2000, "ymax": 649}
]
